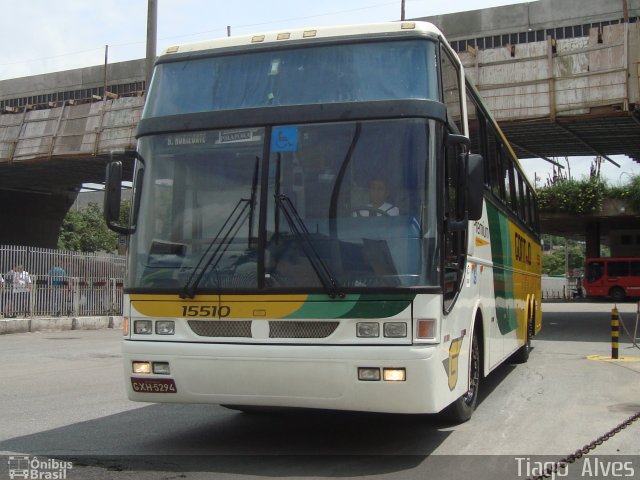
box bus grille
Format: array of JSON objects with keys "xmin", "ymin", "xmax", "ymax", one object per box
[
  {"xmin": 269, "ymin": 321, "xmax": 339, "ymax": 338},
  {"xmin": 188, "ymin": 320, "xmax": 252, "ymax": 337},
  {"xmin": 186, "ymin": 320, "xmax": 339, "ymax": 338}
]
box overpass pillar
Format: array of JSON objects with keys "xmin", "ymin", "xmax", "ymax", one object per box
[
  {"xmin": 0, "ymin": 189, "xmax": 78, "ymax": 248},
  {"xmin": 585, "ymin": 221, "xmax": 601, "ymax": 259}
]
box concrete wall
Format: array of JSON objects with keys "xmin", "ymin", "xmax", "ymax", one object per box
[
  {"xmin": 0, "ymin": 59, "xmax": 145, "ymax": 101},
  {"xmin": 0, "ymin": 96, "xmax": 143, "ymax": 162},
  {"xmin": 456, "ymin": 21, "xmax": 640, "ymax": 120},
  {"xmin": 610, "ymin": 229, "xmax": 640, "ymax": 257},
  {"xmin": 420, "ymin": 0, "xmax": 640, "ymax": 40}
]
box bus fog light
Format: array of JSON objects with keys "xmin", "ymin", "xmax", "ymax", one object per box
[
  {"xmin": 417, "ymin": 319, "xmax": 436, "ymax": 339},
  {"xmin": 357, "ymin": 322, "xmax": 379, "ymax": 338},
  {"xmin": 383, "ymin": 368, "xmax": 406, "ymax": 382},
  {"xmin": 358, "ymin": 367, "xmax": 381, "ymax": 381},
  {"xmin": 132, "ymin": 361, "xmax": 151, "ymax": 374},
  {"xmin": 152, "ymin": 362, "xmax": 171, "ymax": 375},
  {"xmin": 384, "ymin": 322, "xmax": 407, "ymax": 338},
  {"xmin": 156, "ymin": 321, "xmax": 175, "ymax": 335},
  {"xmin": 134, "ymin": 320, "xmax": 153, "ymax": 335}
]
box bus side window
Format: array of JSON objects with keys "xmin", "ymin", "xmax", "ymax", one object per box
[
  {"xmin": 502, "ymin": 147, "xmax": 516, "ymax": 211},
  {"xmin": 440, "ymin": 43, "xmax": 466, "ymax": 311},
  {"xmin": 486, "ymin": 130, "xmax": 501, "ymax": 197},
  {"xmin": 587, "ymin": 262, "xmax": 604, "ymax": 282},
  {"xmin": 444, "ymin": 138, "xmax": 466, "ymax": 310},
  {"xmin": 608, "ymin": 261, "xmax": 629, "ymax": 277},
  {"xmin": 439, "ymin": 43, "xmax": 463, "ymax": 133},
  {"xmin": 465, "ymin": 89, "xmax": 482, "ymax": 156},
  {"xmin": 516, "ymin": 170, "xmax": 526, "ymax": 222}
]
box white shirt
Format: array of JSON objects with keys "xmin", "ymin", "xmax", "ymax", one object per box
[
  {"xmin": 354, "ymin": 202, "xmax": 399, "ymax": 217},
  {"xmin": 10, "ymin": 270, "xmax": 32, "ymax": 294}
]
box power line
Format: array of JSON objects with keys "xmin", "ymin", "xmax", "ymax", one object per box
[{"xmin": 0, "ymin": 1, "xmax": 403, "ymax": 68}]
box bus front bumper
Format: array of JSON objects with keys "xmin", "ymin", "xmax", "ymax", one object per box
[{"xmin": 123, "ymin": 340, "xmax": 451, "ymax": 414}]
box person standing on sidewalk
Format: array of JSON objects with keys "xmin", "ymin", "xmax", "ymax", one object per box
[
  {"xmin": 48, "ymin": 263, "xmax": 67, "ymax": 316},
  {"xmin": 7, "ymin": 264, "xmax": 32, "ymax": 317},
  {"xmin": 0, "ymin": 273, "xmax": 4, "ymax": 318}
]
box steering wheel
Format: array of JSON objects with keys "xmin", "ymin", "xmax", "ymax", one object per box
[{"xmin": 351, "ymin": 205, "xmax": 391, "ymax": 217}]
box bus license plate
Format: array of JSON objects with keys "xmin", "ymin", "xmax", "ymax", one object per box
[{"xmin": 131, "ymin": 377, "xmax": 177, "ymax": 393}]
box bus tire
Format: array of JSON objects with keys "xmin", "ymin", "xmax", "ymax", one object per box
[
  {"xmin": 610, "ymin": 287, "xmax": 625, "ymax": 303},
  {"xmin": 443, "ymin": 330, "xmax": 480, "ymax": 423},
  {"xmin": 511, "ymin": 318, "xmax": 532, "ymax": 364}
]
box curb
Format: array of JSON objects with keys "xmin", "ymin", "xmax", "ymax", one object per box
[{"xmin": 0, "ymin": 316, "xmax": 124, "ymax": 335}]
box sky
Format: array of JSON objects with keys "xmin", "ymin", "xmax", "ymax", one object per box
[{"xmin": 1, "ymin": 0, "xmax": 637, "ymax": 184}]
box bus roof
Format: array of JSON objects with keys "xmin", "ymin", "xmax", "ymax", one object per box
[{"xmin": 159, "ymin": 21, "xmax": 443, "ymax": 57}]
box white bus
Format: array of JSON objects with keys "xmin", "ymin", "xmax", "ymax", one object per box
[{"xmin": 105, "ymin": 21, "xmax": 542, "ymax": 422}]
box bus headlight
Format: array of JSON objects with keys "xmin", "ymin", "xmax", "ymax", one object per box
[
  {"xmin": 384, "ymin": 322, "xmax": 407, "ymax": 338},
  {"xmin": 357, "ymin": 322, "xmax": 380, "ymax": 338},
  {"xmin": 134, "ymin": 320, "xmax": 153, "ymax": 334},
  {"xmin": 156, "ymin": 321, "xmax": 175, "ymax": 335},
  {"xmin": 383, "ymin": 368, "xmax": 406, "ymax": 382},
  {"xmin": 132, "ymin": 361, "xmax": 152, "ymax": 374}
]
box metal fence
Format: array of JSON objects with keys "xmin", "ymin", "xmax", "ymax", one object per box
[
  {"xmin": 0, "ymin": 245, "xmax": 125, "ymax": 318},
  {"xmin": 542, "ymin": 275, "xmax": 584, "ymax": 300}
]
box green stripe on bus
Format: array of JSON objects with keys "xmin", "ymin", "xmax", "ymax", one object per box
[
  {"xmin": 487, "ymin": 203, "xmax": 517, "ymax": 334},
  {"xmin": 284, "ymin": 294, "xmax": 414, "ymax": 319}
]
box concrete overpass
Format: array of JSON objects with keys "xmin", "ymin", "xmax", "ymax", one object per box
[{"xmin": 0, "ymin": 0, "xmax": 639, "ymax": 249}]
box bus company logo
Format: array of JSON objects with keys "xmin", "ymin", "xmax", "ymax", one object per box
[
  {"xmin": 216, "ymin": 129, "xmax": 260, "ymax": 144},
  {"xmin": 473, "ymin": 221, "xmax": 490, "ymax": 247},
  {"xmin": 7, "ymin": 456, "xmax": 73, "ymax": 479}
]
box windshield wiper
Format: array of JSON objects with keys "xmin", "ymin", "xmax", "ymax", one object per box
[
  {"xmin": 180, "ymin": 198, "xmax": 251, "ymax": 299},
  {"xmin": 274, "ymin": 194, "xmax": 343, "ymax": 298}
]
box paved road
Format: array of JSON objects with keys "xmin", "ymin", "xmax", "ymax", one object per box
[{"xmin": 1, "ymin": 302, "xmax": 639, "ymax": 480}]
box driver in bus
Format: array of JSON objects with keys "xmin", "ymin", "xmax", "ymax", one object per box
[{"xmin": 352, "ymin": 178, "xmax": 399, "ymax": 217}]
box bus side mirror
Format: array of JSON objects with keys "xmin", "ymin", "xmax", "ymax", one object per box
[
  {"xmin": 104, "ymin": 161, "xmax": 132, "ymax": 235},
  {"xmin": 467, "ymin": 154, "xmax": 484, "ymax": 221}
]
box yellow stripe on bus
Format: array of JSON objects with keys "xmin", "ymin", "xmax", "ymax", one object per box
[{"xmin": 130, "ymin": 294, "xmax": 308, "ymax": 319}]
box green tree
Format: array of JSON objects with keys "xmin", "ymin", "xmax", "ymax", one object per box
[
  {"xmin": 58, "ymin": 200, "xmax": 130, "ymax": 252},
  {"xmin": 541, "ymin": 236, "xmax": 585, "ymax": 276}
]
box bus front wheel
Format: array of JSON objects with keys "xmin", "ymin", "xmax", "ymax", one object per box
[{"xmin": 443, "ymin": 331, "xmax": 480, "ymax": 423}]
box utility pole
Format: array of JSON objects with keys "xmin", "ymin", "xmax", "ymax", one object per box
[
  {"xmin": 103, "ymin": 45, "xmax": 109, "ymax": 101},
  {"xmin": 146, "ymin": 0, "xmax": 158, "ymax": 94},
  {"xmin": 401, "ymin": 0, "xmax": 405, "ymax": 21}
]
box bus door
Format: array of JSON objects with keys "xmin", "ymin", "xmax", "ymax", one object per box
[{"xmin": 585, "ymin": 260, "xmax": 606, "ymax": 297}]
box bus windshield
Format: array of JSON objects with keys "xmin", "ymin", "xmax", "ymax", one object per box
[
  {"xmin": 143, "ymin": 40, "xmax": 438, "ymax": 117},
  {"xmin": 129, "ymin": 118, "xmax": 439, "ymax": 292}
]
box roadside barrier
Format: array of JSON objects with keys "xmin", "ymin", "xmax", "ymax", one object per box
[
  {"xmin": 1, "ymin": 244, "xmax": 126, "ymax": 319},
  {"xmin": 611, "ymin": 307, "xmax": 619, "ymax": 359}
]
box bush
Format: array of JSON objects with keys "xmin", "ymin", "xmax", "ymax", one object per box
[
  {"xmin": 538, "ymin": 177, "xmax": 605, "ymax": 214},
  {"xmin": 607, "ymin": 174, "xmax": 640, "ymax": 212}
]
